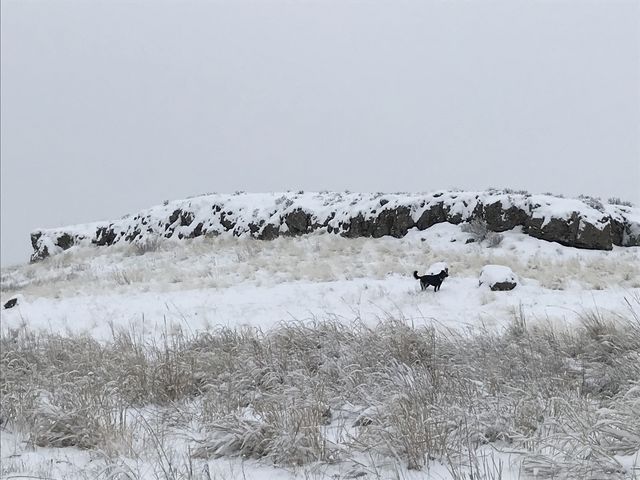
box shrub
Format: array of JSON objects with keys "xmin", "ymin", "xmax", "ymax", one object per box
[
  {"xmin": 608, "ymin": 197, "xmax": 634, "ymax": 207},
  {"xmin": 130, "ymin": 235, "xmax": 162, "ymax": 256},
  {"xmin": 462, "ymin": 218, "xmax": 503, "ymax": 246},
  {"xmin": 461, "ymin": 218, "xmax": 489, "ymax": 242},
  {"xmin": 578, "ymin": 195, "xmax": 605, "ymax": 212},
  {"xmin": 485, "ymin": 231, "xmax": 504, "ymax": 248}
]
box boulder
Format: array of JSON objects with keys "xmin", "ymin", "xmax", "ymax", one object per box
[
  {"xmin": 258, "ymin": 223, "xmax": 280, "ymax": 240},
  {"xmin": 372, "ymin": 206, "xmax": 415, "ymax": 238},
  {"xmin": 479, "ymin": 265, "xmax": 518, "ymax": 291},
  {"xmin": 55, "ymin": 233, "xmax": 74, "ymax": 250},
  {"xmin": 575, "ymin": 219, "xmax": 612, "ymax": 250},
  {"xmin": 284, "ymin": 209, "xmax": 312, "ymax": 235},
  {"xmin": 527, "ymin": 213, "xmax": 612, "ymax": 250},
  {"xmin": 482, "ymin": 201, "xmax": 529, "ymax": 232},
  {"xmin": 341, "ymin": 213, "xmax": 373, "ymax": 238},
  {"xmin": 220, "ymin": 212, "xmax": 236, "ymax": 230},
  {"xmin": 415, "ymin": 202, "xmax": 448, "ymax": 230},
  {"xmin": 180, "ymin": 211, "xmax": 194, "ymax": 227},
  {"xmin": 94, "ymin": 226, "xmax": 117, "ymax": 246}
]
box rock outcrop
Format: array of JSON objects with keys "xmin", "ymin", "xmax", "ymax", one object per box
[{"xmin": 29, "ymin": 190, "xmax": 640, "ymax": 262}]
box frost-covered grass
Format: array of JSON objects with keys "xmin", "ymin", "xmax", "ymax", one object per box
[
  {"xmin": 2, "ymin": 224, "xmax": 640, "ymax": 479},
  {"xmin": 2, "ymin": 302, "xmax": 640, "ymax": 479},
  {"xmin": 3, "ymin": 225, "xmax": 639, "ymax": 299}
]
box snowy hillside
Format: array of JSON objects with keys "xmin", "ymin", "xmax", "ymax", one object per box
[
  {"xmin": 2, "ymin": 202, "xmax": 640, "ymax": 479},
  {"xmin": 30, "ymin": 190, "xmax": 640, "ymax": 262}
]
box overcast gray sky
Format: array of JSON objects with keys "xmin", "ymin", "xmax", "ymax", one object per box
[{"xmin": 2, "ymin": 0, "xmax": 639, "ymax": 266}]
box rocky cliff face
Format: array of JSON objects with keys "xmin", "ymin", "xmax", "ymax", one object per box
[{"xmin": 29, "ymin": 190, "xmax": 640, "ymax": 262}]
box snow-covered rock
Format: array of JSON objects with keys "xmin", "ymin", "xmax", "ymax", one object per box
[
  {"xmin": 29, "ymin": 190, "xmax": 640, "ymax": 262},
  {"xmin": 479, "ymin": 265, "xmax": 518, "ymax": 291}
]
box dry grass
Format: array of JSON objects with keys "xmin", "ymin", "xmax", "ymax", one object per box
[
  {"xmin": 2, "ymin": 231, "xmax": 638, "ymax": 299},
  {"xmin": 2, "ymin": 301, "xmax": 640, "ymax": 478}
]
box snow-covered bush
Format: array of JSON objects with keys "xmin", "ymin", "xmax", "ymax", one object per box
[
  {"xmin": 460, "ymin": 219, "xmax": 504, "ymax": 247},
  {"xmin": 130, "ymin": 234, "xmax": 163, "ymax": 256},
  {"xmin": 485, "ymin": 231, "xmax": 504, "ymax": 248},
  {"xmin": 461, "ymin": 218, "xmax": 489, "ymax": 242},
  {"xmin": 578, "ymin": 194, "xmax": 605, "ymax": 212},
  {"xmin": 608, "ymin": 197, "xmax": 634, "ymax": 207}
]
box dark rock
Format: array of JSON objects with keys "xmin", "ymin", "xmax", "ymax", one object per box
[
  {"xmin": 30, "ymin": 244, "xmax": 49, "ymax": 263},
  {"xmin": 189, "ymin": 222, "xmax": 204, "ymax": 238},
  {"xmin": 415, "ymin": 202, "xmax": 448, "ymax": 230},
  {"xmin": 168, "ymin": 209, "xmax": 181, "ymax": 225},
  {"xmin": 220, "ymin": 212, "xmax": 235, "ymax": 230},
  {"xmin": 258, "ymin": 223, "xmax": 280, "ymax": 240},
  {"xmin": 448, "ymin": 211, "xmax": 464, "ymax": 225},
  {"xmin": 341, "ymin": 213, "xmax": 373, "ymax": 238},
  {"xmin": 527, "ymin": 215, "xmax": 576, "ymax": 246},
  {"xmin": 465, "ymin": 238, "xmax": 476, "ymax": 244},
  {"xmin": 321, "ymin": 212, "xmax": 336, "ymax": 229},
  {"xmin": 94, "ymin": 226, "xmax": 117, "ymax": 246},
  {"xmin": 623, "ymin": 223, "xmax": 640, "ymax": 246},
  {"xmin": 180, "ymin": 211, "xmax": 194, "ymax": 227},
  {"xmin": 576, "ymin": 220, "xmax": 612, "ymax": 250},
  {"xmin": 248, "ymin": 221, "xmax": 262, "ymax": 234},
  {"xmin": 482, "ymin": 201, "xmax": 529, "ymax": 232},
  {"xmin": 490, "ymin": 281, "xmax": 517, "ymax": 291},
  {"xmin": 610, "ymin": 216, "xmax": 625, "ymax": 246},
  {"xmin": 284, "ymin": 209, "xmax": 311, "ymax": 235},
  {"xmin": 527, "ymin": 213, "xmax": 612, "ymax": 250},
  {"xmin": 340, "ymin": 213, "xmax": 371, "ymax": 238},
  {"xmin": 55, "ymin": 234, "xmax": 74, "ymax": 250},
  {"xmin": 3, "ymin": 298, "xmax": 18, "ymax": 309},
  {"xmin": 372, "ymin": 206, "xmax": 415, "ymax": 238},
  {"xmin": 30, "ymin": 232, "xmax": 42, "ymax": 251}
]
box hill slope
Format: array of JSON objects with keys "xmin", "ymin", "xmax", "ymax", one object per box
[
  {"xmin": 2, "ymin": 195, "xmax": 640, "ymax": 480},
  {"xmin": 30, "ymin": 190, "xmax": 640, "ymax": 262}
]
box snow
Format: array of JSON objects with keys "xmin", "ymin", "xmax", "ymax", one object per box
[
  {"xmin": 528, "ymin": 194, "xmax": 608, "ymax": 229},
  {"xmin": 426, "ymin": 261, "xmax": 449, "ymax": 275},
  {"xmin": 5, "ymin": 225, "xmax": 639, "ymax": 341},
  {"xmin": 29, "ymin": 190, "xmax": 640, "ymax": 261},
  {"xmin": 3, "ymin": 217, "xmax": 640, "ymax": 480},
  {"xmin": 479, "ymin": 265, "xmax": 518, "ymax": 288}
]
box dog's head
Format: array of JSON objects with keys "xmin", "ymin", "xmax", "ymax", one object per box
[{"xmin": 440, "ymin": 268, "xmax": 449, "ymax": 279}]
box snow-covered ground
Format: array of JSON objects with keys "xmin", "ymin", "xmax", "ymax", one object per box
[
  {"xmin": 3, "ymin": 224, "xmax": 639, "ymax": 339},
  {"xmin": 2, "ymin": 222, "xmax": 639, "ymax": 479}
]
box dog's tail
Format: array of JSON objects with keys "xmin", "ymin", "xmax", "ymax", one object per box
[{"xmin": 413, "ymin": 270, "xmax": 420, "ymax": 280}]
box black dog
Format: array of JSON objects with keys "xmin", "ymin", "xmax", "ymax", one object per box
[{"xmin": 413, "ymin": 268, "xmax": 449, "ymax": 292}]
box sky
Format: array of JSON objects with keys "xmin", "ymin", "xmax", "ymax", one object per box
[{"xmin": 1, "ymin": 0, "xmax": 639, "ymax": 266}]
